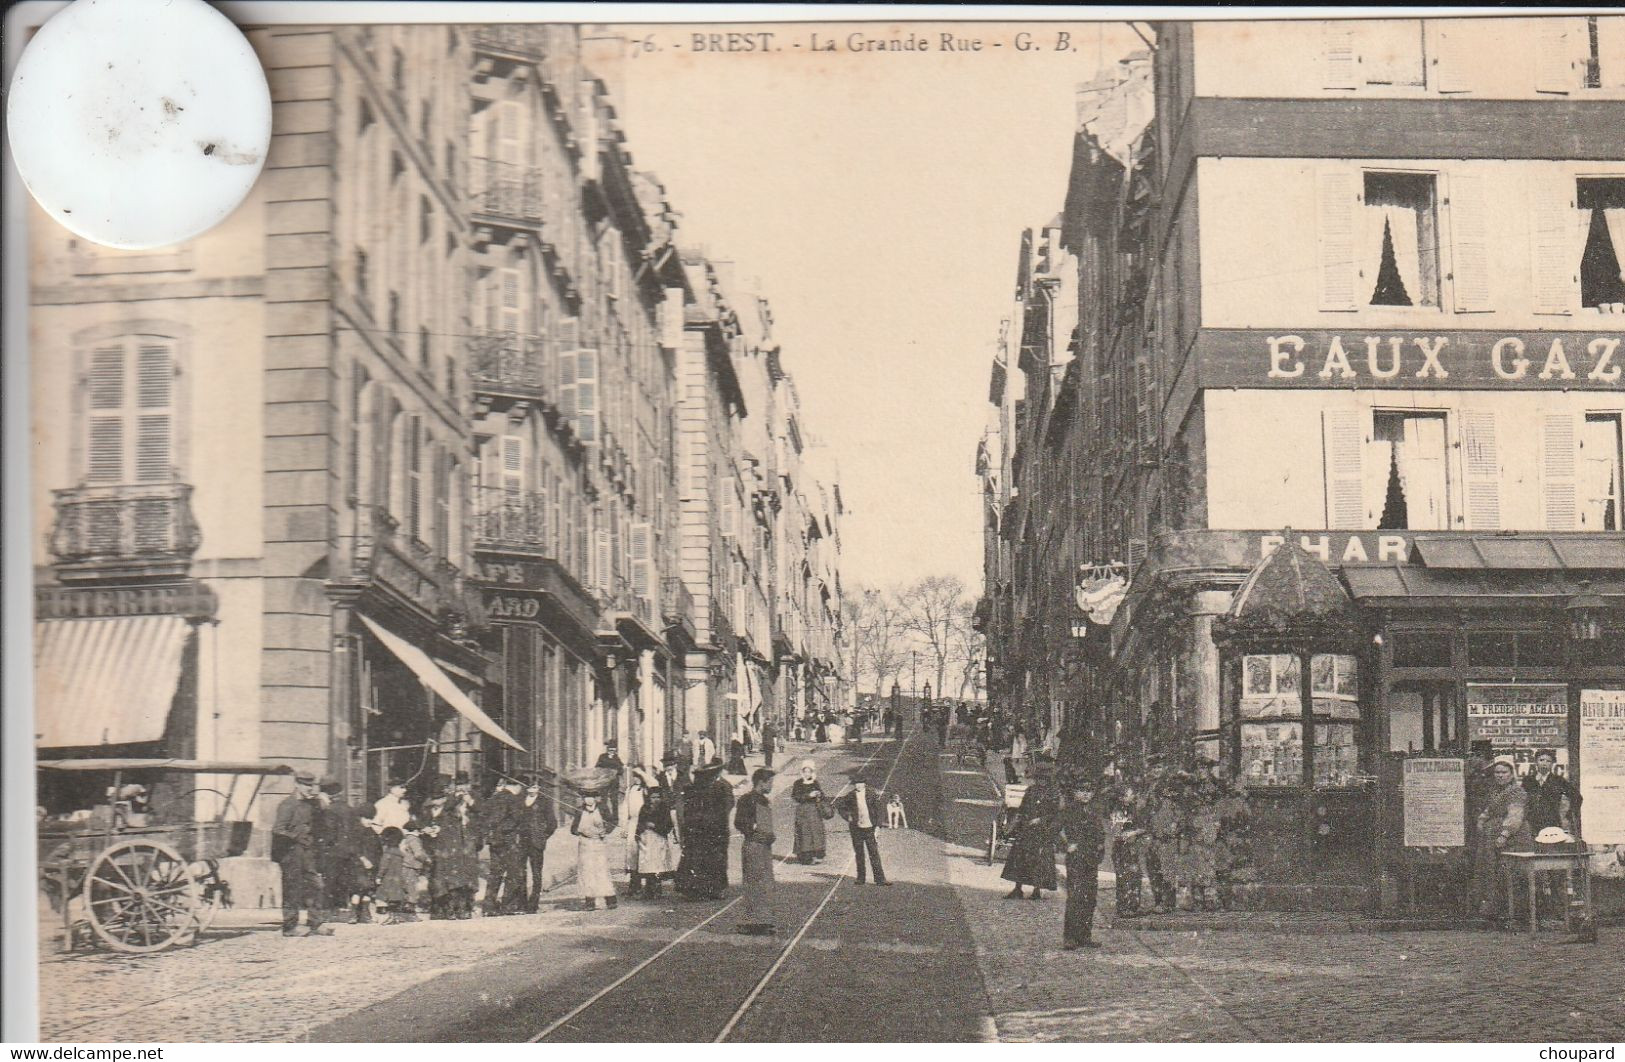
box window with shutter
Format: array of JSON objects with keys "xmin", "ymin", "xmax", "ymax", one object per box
[
  {"xmin": 558, "ymin": 350, "xmax": 577, "ymax": 419},
  {"xmin": 502, "ymin": 434, "xmax": 526, "ymax": 493},
  {"xmin": 1597, "ymin": 16, "xmax": 1625, "ymax": 88},
  {"xmin": 1580, "ymin": 414, "xmax": 1623, "ymax": 531},
  {"xmin": 435, "ymin": 449, "xmax": 451, "ymax": 555},
  {"xmin": 576, "ymin": 347, "xmax": 599, "ymax": 443},
  {"xmin": 1322, "ymin": 409, "xmax": 1366, "ymax": 528},
  {"xmin": 596, "ymin": 526, "xmax": 611, "ymax": 594},
  {"xmin": 83, "ymin": 338, "xmax": 177, "ymax": 485},
  {"xmin": 1542, "ymin": 413, "xmax": 1579, "ymax": 530},
  {"xmin": 1531, "ymin": 179, "xmax": 1580, "ymax": 315},
  {"xmin": 1323, "ymin": 22, "xmax": 1358, "ymax": 90},
  {"xmin": 1447, "ymin": 173, "xmax": 1493, "ymax": 312},
  {"xmin": 1316, "ymin": 170, "xmax": 1360, "ymax": 311},
  {"xmin": 1459, "ymin": 410, "xmax": 1501, "ymax": 529},
  {"xmin": 500, "ymin": 267, "xmax": 522, "ymax": 336},
  {"xmin": 408, "ymin": 417, "xmax": 424, "ymax": 540}
]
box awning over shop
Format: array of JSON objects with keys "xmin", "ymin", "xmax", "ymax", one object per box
[
  {"xmin": 1412, "ymin": 533, "xmax": 1625, "ymax": 571},
  {"xmin": 357, "ymin": 614, "xmax": 524, "ymax": 751},
  {"xmin": 1344, "ymin": 566, "xmax": 1625, "ymax": 605},
  {"xmin": 34, "ymin": 616, "xmax": 191, "ymax": 748}
]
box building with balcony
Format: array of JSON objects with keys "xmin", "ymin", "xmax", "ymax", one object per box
[
  {"xmin": 983, "ymin": 17, "xmax": 1625, "ymax": 913},
  {"xmin": 31, "ymin": 22, "xmax": 847, "ymax": 883}
]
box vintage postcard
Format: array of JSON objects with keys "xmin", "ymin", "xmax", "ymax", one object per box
[{"xmin": 9, "ymin": 4, "xmax": 1625, "ymax": 1046}]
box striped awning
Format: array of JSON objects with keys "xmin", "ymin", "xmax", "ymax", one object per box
[
  {"xmin": 34, "ymin": 616, "xmax": 192, "ymax": 748},
  {"xmin": 357, "ymin": 614, "xmax": 524, "ymax": 751}
]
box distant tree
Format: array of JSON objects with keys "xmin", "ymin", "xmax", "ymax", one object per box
[
  {"xmin": 844, "ymin": 585, "xmax": 909, "ymax": 696},
  {"xmin": 899, "ymin": 574, "xmax": 972, "ymax": 700},
  {"xmin": 948, "ymin": 599, "xmax": 985, "ymax": 701}
]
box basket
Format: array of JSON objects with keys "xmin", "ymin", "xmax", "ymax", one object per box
[{"xmin": 562, "ymin": 766, "xmax": 619, "ymax": 793}]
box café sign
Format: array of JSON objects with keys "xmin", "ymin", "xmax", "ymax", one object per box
[{"xmin": 1199, "ymin": 330, "xmax": 1624, "ymax": 390}]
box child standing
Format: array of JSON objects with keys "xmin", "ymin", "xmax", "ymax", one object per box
[{"xmin": 374, "ymin": 826, "xmax": 416, "ymax": 923}]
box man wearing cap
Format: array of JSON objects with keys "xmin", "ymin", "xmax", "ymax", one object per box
[
  {"xmin": 272, "ymin": 772, "xmax": 332, "ymax": 937},
  {"xmin": 481, "ymin": 775, "xmax": 526, "ymax": 915},
  {"xmin": 518, "ymin": 774, "xmax": 558, "ymax": 913},
  {"xmin": 1056, "ymin": 775, "xmax": 1106, "ymax": 950}
]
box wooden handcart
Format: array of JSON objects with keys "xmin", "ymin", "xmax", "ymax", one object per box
[{"xmin": 38, "ymin": 758, "xmax": 293, "ymax": 953}]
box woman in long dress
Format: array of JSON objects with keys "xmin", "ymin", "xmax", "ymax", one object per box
[
  {"xmin": 425, "ymin": 793, "xmax": 480, "ymax": 919},
  {"xmin": 676, "ymin": 759, "xmax": 733, "ymax": 899},
  {"xmin": 634, "ymin": 772, "xmax": 680, "ymax": 899},
  {"xmin": 790, "ymin": 760, "xmax": 827, "ymax": 865},
  {"xmin": 734, "ymin": 767, "xmax": 778, "ymax": 935},
  {"xmin": 622, "ymin": 772, "xmax": 647, "ymax": 897},
  {"xmin": 1472, "ymin": 758, "xmax": 1534, "ymax": 922},
  {"xmin": 572, "ymin": 792, "xmax": 618, "ymax": 911},
  {"xmin": 1001, "ymin": 765, "xmax": 1060, "ymax": 900}
]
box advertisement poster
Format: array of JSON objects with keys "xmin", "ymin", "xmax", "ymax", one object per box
[
  {"xmin": 1466, "ymin": 683, "xmax": 1569, "ymax": 776},
  {"xmin": 1403, "ymin": 758, "xmax": 1466, "ymax": 847},
  {"xmin": 1580, "ymin": 690, "xmax": 1625, "ymax": 845}
]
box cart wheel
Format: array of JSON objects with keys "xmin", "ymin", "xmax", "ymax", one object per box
[{"xmin": 84, "ymin": 840, "xmax": 198, "ymax": 953}]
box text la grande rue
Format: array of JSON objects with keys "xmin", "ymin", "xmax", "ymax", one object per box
[{"xmin": 1267, "ymin": 333, "xmax": 1622, "ymax": 384}]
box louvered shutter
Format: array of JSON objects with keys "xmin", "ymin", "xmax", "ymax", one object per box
[
  {"xmin": 1323, "ymin": 22, "xmax": 1358, "ymax": 89},
  {"xmin": 1536, "ymin": 21, "xmax": 1576, "ymax": 93},
  {"xmin": 500, "ymin": 268, "xmax": 521, "ymax": 336},
  {"xmin": 1460, "ymin": 410, "xmax": 1502, "ymax": 529},
  {"xmin": 630, "ymin": 522, "xmax": 652, "ymax": 599},
  {"xmin": 86, "ymin": 347, "xmax": 126, "ymax": 483},
  {"xmin": 1531, "ymin": 179, "xmax": 1579, "ymax": 315},
  {"xmin": 1323, "ymin": 409, "xmax": 1367, "ymax": 528},
  {"xmin": 502, "ymin": 434, "xmax": 525, "ymax": 493},
  {"xmin": 407, "ymin": 417, "xmax": 424, "ymax": 539},
  {"xmin": 1432, "ymin": 22, "xmax": 1473, "ymax": 93},
  {"xmin": 1317, "ymin": 169, "xmax": 1360, "ymax": 311},
  {"xmin": 1543, "ymin": 414, "xmax": 1579, "ymax": 530},
  {"xmin": 1447, "ymin": 174, "xmax": 1493, "ymax": 312},
  {"xmin": 596, "ymin": 527, "xmax": 611, "ymax": 593},
  {"xmin": 435, "ymin": 448, "xmax": 451, "ymax": 555},
  {"xmin": 1599, "ymin": 17, "xmax": 1625, "ymax": 88},
  {"xmin": 558, "ymin": 350, "xmax": 577, "ymax": 419},
  {"xmin": 576, "ymin": 347, "xmax": 599, "ymax": 443},
  {"xmin": 135, "ymin": 344, "xmax": 172, "ymax": 482}
]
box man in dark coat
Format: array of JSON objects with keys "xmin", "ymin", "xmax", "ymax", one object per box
[
  {"xmin": 481, "ymin": 776, "xmax": 525, "ymax": 915},
  {"xmin": 518, "ymin": 774, "xmax": 558, "ymax": 913},
  {"xmin": 835, "ymin": 781, "xmax": 891, "ymax": 886},
  {"xmin": 1523, "ymin": 748, "xmax": 1582, "ymax": 917},
  {"xmin": 762, "ymin": 720, "xmax": 778, "ymax": 770},
  {"xmin": 318, "ymin": 779, "xmax": 375, "ymax": 923},
  {"xmin": 1056, "ymin": 777, "xmax": 1107, "ymax": 950},
  {"xmin": 272, "ymin": 771, "xmax": 332, "ymax": 936},
  {"xmin": 675, "ymin": 759, "xmax": 733, "ymax": 899}
]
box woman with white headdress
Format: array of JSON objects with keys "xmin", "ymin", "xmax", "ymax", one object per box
[{"xmin": 790, "ymin": 759, "xmax": 829, "ymax": 865}]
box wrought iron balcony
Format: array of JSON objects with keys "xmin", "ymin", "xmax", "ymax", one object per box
[
  {"xmin": 662, "ymin": 575, "xmax": 695, "ymax": 635},
  {"xmin": 49, "ymin": 481, "xmax": 201, "ymax": 583},
  {"xmin": 472, "ymin": 487, "xmax": 552, "ymax": 556},
  {"xmin": 469, "ymin": 158, "xmax": 544, "ymax": 227},
  {"xmin": 468, "ymin": 329, "xmax": 551, "ymax": 404}
]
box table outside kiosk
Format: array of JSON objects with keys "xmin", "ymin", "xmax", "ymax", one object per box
[{"xmin": 1499, "ymin": 848, "xmax": 1594, "ymax": 936}]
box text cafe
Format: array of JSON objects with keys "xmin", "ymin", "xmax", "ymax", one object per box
[{"xmin": 1117, "ymin": 529, "xmax": 1625, "ymax": 915}]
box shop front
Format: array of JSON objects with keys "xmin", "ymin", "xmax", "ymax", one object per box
[{"xmin": 1113, "ymin": 529, "xmax": 1625, "ymax": 914}]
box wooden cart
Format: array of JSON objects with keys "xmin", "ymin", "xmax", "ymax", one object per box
[{"xmin": 38, "ymin": 758, "xmax": 293, "ymax": 953}]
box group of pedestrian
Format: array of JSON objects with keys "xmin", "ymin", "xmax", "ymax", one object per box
[
  {"xmin": 997, "ymin": 759, "xmax": 1107, "ymax": 949},
  {"xmin": 1105, "ymin": 756, "xmax": 1253, "ymax": 915},
  {"xmin": 1471, "ymin": 747, "xmax": 1582, "ymax": 924},
  {"xmin": 272, "ymin": 768, "xmax": 560, "ymax": 936}
]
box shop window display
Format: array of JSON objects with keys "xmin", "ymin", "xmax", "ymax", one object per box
[{"xmin": 1239, "ymin": 654, "xmax": 1361, "ymax": 788}]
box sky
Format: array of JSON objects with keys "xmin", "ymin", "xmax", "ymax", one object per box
[{"xmin": 613, "ymin": 21, "xmax": 1140, "ymax": 591}]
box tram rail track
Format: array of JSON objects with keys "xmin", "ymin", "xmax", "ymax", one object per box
[{"xmin": 530, "ymin": 731, "xmax": 914, "ymax": 1044}]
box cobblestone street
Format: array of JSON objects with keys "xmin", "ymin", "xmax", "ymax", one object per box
[{"xmin": 35, "ymin": 731, "xmax": 1625, "ymax": 1042}]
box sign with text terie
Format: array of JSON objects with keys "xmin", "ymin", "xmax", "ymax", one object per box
[
  {"xmin": 1580, "ymin": 689, "xmax": 1625, "ymax": 845},
  {"xmin": 1403, "ymin": 758, "xmax": 1466, "ymax": 847},
  {"xmin": 1466, "ymin": 683, "xmax": 1569, "ymax": 776},
  {"xmin": 1199, "ymin": 330, "xmax": 1625, "ymax": 390}
]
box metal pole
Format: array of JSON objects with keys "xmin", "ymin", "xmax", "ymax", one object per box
[{"xmin": 912, "ymin": 650, "xmax": 918, "ymax": 697}]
